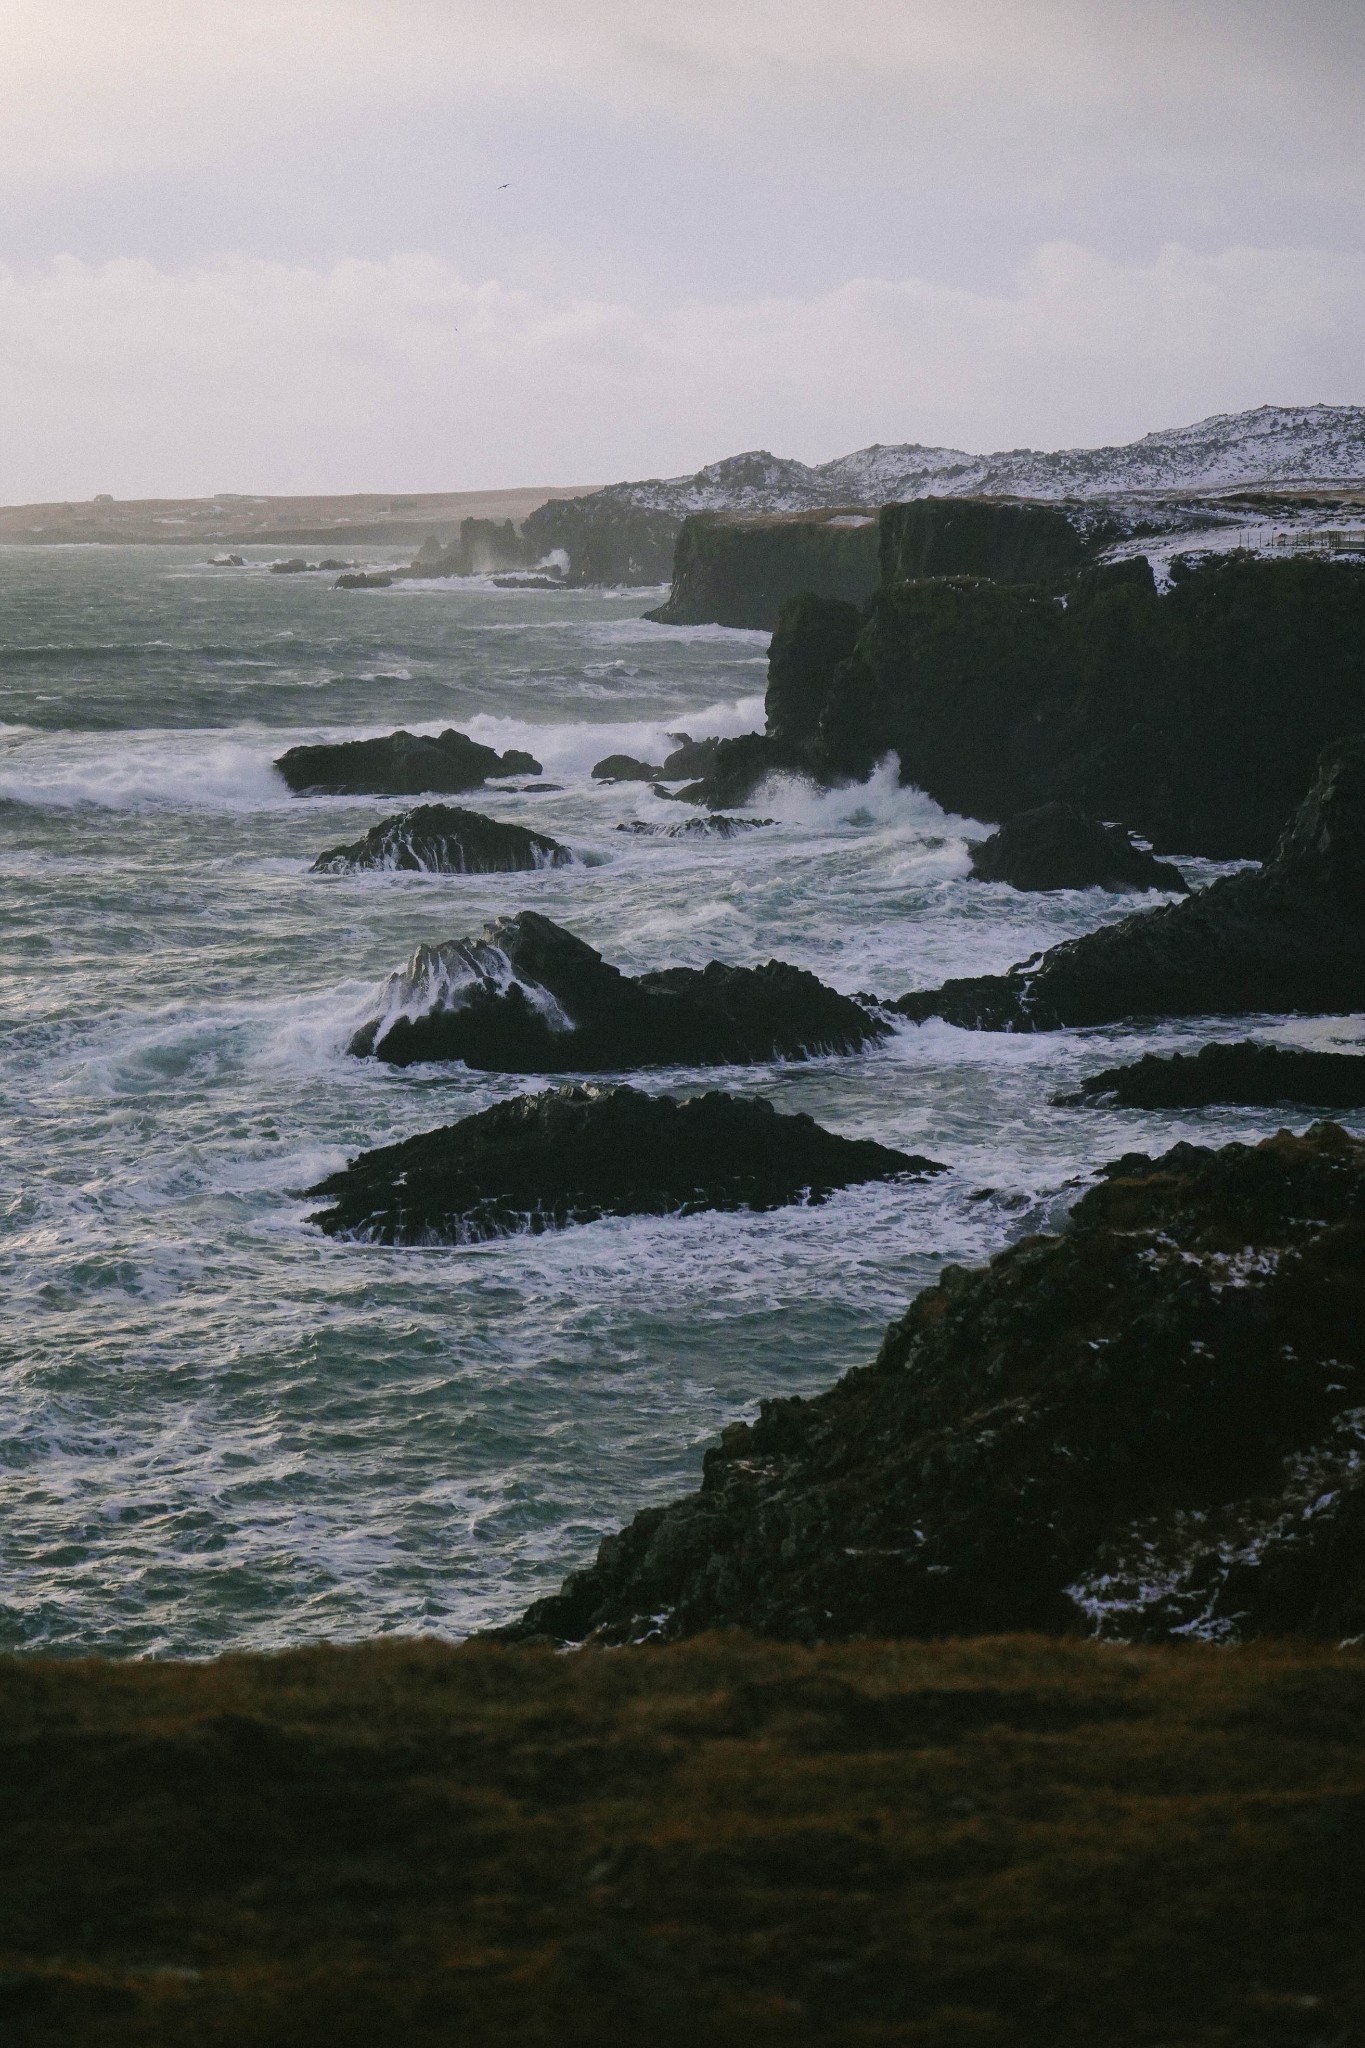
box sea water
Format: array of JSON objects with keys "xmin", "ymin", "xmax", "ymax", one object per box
[{"xmin": 2, "ymin": 545, "xmax": 1361, "ymax": 1656}]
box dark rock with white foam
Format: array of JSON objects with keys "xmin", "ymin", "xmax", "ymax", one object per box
[
  {"xmin": 505, "ymin": 1123, "xmax": 1365, "ymax": 1647},
  {"xmin": 968, "ymin": 804, "xmax": 1189, "ymax": 894},
  {"xmin": 311, "ymin": 805, "xmax": 572, "ymax": 875},
  {"xmin": 275, "ymin": 727, "xmax": 542, "ymax": 797},
  {"xmin": 348, "ymin": 910, "xmax": 889, "ymax": 1071},
  {"xmin": 308, "ymin": 1083, "xmax": 941, "ymax": 1244},
  {"xmin": 896, "ymin": 736, "xmax": 1365, "ymax": 1029},
  {"xmin": 616, "ymin": 816, "xmax": 771, "ymax": 841}
]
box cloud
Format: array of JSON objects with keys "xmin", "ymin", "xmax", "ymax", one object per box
[{"xmin": 1, "ymin": 240, "xmax": 1361, "ymax": 499}]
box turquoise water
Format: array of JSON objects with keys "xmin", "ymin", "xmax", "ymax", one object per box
[{"xmin": 2, "ymin": 545, "xmax": 1360, "ymax": 1656}]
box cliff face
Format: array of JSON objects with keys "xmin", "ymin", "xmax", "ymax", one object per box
[
  {"xmin": 694, "ymin": 547, "xmax": 1365, "ymax": 861},
  {"xmin": 518, "ymin": 497, "xmax": 680, "ymax": 585},
  {"xmin": 878, "ymin": 497, "xmax": 1094, "ymax": 591},
  {"xmin": 646, "ymin": 512, "xmax": 881, "ymax": 629}
]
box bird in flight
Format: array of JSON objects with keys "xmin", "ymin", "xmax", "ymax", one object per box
[{"xmin": 497, "ymin": 181, "xmax": 509, "ymax": 190}]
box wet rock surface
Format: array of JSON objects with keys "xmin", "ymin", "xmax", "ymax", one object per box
[
  {"xmin": 687, "ymin": 552, "xmax": 1365, "ymax": 857},
  {"xmin": 308, "ymin": 1083, "xmax": 941, "ymax": 1244},
  {"xmin": 349, "ymin": 910, "xmax": 890, "ymax": 1071},
  {"xmin": 310, "ymin": 805, "xmax": 574, "ymax": 875},
  {"xmin": 616, "ymin": 815, "xmax": 771, "ymax": 840},
  {"xmin": 590, "ymin": 753, "xmax": 662, "ymax": 781},
  {"xmin": 896, "ymin": 736, "xmax": 1365, "ymax": 1029},
  {"xmin": 968, "ymin": 804, "xmax": 1190, "ymax": 894},
  {"xmin": 1059, "ymin": 1039, "xmax": 1365, "ymax": 1110},
  {"xmin": 507, "ymin": 1123, "xmax": 1365, "ymax": 1647},
  {"xmin": 275, "ymin": 727, "xmax": 542, "ymax": 797}
]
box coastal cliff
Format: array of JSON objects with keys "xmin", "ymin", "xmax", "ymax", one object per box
[{"xmin": 646, "ymin": 511, "xmax": 881, "ymax": 628}]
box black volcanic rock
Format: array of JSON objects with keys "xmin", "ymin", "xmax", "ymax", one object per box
[
  {"xmin": 968, "ymin": 804, "xmax": 1190, "ymax": 893},
  {"xmin": 591, "ymin": 753, "xmax": 663, "ymax": 782},
  {"xmin": 308, "ymin": 1083, "xmax": 941, "ymax": 1244},
  {"xmin": 275, "ymin": 728, "xmax": 543, "ymax": 797},
  {"xmin": 1059, "ymin": 1040, "xmax": 1365, "ymax": 1110},
  {"xmin": 896, "ymin": 737, "xmax": 1365, "ymax": 1029},
  {"xmin": 349, "ymin": 910, "xmax": 890, "ymax": 1071},
  {"xmin": 310, "ymin": 805, "xmax": 573, "ymax": 875},
  {"xmin": 616, "ymin": 815, "xmax": 772, "ymax": 840},
  {"xmin": 659, "ymin": 733, "xmax": 721, "ymax": 779},
  {"xmin": 335, "ymin": 570, "xmax": 393, "ymax": 589},
  {"xmin": 506, "ymin": 1123, "xmax": 1365, "ymax": 1647},
  {"xmin": 732, "ymin": 548, "xmax": 1365, "ymax": 858}
]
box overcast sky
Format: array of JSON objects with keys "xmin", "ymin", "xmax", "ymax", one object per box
[{"xmin": 1, "ymin": 0, "xmax": 1362, "ymax": 498}]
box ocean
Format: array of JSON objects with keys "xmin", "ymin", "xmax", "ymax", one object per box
[{"xmin": 2, "ymin": 544, "xmax": 1359, "ymax": 1656}]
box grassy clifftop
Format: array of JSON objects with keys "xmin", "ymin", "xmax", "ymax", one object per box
[{"xmin": 3, "ymin": 1633, "xmax": 1365, "ymax": 2045}]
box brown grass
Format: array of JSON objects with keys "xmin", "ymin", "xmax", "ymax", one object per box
[{"xmin": 2, "ymin": 1634, "xmax": 1363, "ymax": 2045}]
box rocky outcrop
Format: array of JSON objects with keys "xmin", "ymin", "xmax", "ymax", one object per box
[
  {"xmin": 406, "ymin": 518, "xmax": 534, "ymax": 578},
  {"xmin": 335, "ymin": 571, "xmax": 393, "ymax": 590},
  {"xmin": 695, "ymin": 551, "xmax": 1365, "ymax": 857},
  {"xmin": 591, "ymin": 753, "xmax": 662, "ymax": 782},
  {"xmin": 308, "ymin": 1083, "xmax": 941, "ymax": 1244},
  {"xmin": 310, "ymin": 805, "xmax": 573, "ymax": 875},
  {"xmin": 895, "ymin": 737, "xmax": 1365, "ymax": 1029},
  {"xmin": 349, "ymin": 910, "xmax": 890, "ymax": 1071},
  {"xmin": 878, "ymin": 497, "xmax": 1094, "ymax": 591},
  {"xmin": 1059, "ymin": 1040, "xmax": 1365, "ymax": 1110},
  {"xmin": 968, "ymin": 805, "xmax": 1190, "ymax": 893},
  {"xmin": 518, "ymin": 496, "xmax": 680, "ymax": 586},
  {"xmin": 275, "ymin": 728, "xmax": 542, "ymax": 797},
  {"xmin": 507, "ymin": 1123, "xmax": 1365, "ymax": 1646},
  {"xmin": 645, "ymin": 511, "xmax": 881, "ymax": 630},
  {"xmin": 617, "ymin": 816, "xmax": 771, "ymax": 840}
]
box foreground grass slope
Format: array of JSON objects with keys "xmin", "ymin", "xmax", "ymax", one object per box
[{"xmin": 3, "ymin": 1635, "xmax": 1364, "ymax": 2045}]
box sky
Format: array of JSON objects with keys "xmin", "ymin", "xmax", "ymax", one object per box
[{"xmin": 0, "ymin": 0, "xmax": 1362, "ymax": 499}]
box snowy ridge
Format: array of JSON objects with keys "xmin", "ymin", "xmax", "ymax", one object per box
[{"xmin": 593, "ymin": 404, "xmax": 1365, "ymax": 516}]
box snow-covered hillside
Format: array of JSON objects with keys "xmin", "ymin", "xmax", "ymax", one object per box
[{"xmin": 595, "ymin": 405, "xmax": 1365, "ymax": 516}]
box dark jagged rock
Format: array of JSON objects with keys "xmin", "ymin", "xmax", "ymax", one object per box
[
  {"xmin": 765, "ymin": 594, "xmax": 863, "ymax": 747},
  {"xmin": 406, "ymin": 517, "xmax": 534, "ymax": 579},
  {"xmin": 349, "ymin": 910, "xmax": 890, "ymax": 1071},
  {"xmin": 275, "ymin": 728, "xmax": 543, "ymax": 797},
  {"xmin": 659, "ymin": 733, "xmax": 720, "ymax": 779},
  {"xmin": 786, "ymin": 547, "xmax": 1365, "ymax": 859},
  {"xmin": 645, "ymin": 512, "xmax": 881, "ymax": 629},
  {"xmin": 335, "ymin": 570, "xmax": 393, "ymax": 590},
  {"xmin": 506, "ymin": 1123, "xmax": 1365, "ymax": 1647},
  {"xmin": 310, "ymin": 805, "xmax": 573, "ymax": 876},
  {"xmin": 672, "ymin": 731, "xmax": 806, "ymax": 810},
  {"xmin": 308, "ymin": 1083, "xmax": 941, "ymax": 1244},
  {"xmin": 896, "ymin": 737, "xmax": 1365, "ymax": 1029},
  {"xmin": 1059, "ymin": 1040, "xmax": 1365, "ymax": 1110},
  {"xmin": 591, "ymin": 753, "xmax": 662, "ymax": 782},
  {"xmin": 968, "ymin": 804, "xmax": 1190, "ymax": 893},
  {"xmin": 270, "ymin": 557, "xmax": 309, "ymax": 574},
  {"xmin": 616, "ymin": 816, "xmax": 772, "ymax": 840},
  {"xmin": 520, "ymin": 497, "xmax": 680, "ymax": 586}
]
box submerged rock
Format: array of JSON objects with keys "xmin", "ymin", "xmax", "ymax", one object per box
[
  {"xmin": 335, "ymin": 571, "xmax": 393, "ymax": 590},
  {"xmin": 896, "ymin": 737, "xmax": 1365, "ymax": 1029},
  {"xmin": 968, "ymin": 804, "xmax": 1189, "ymax": 894},
  {"xmin": 616, "ymin": 815, "xmax": 772, "ymax": 840},
  {"xmin": 310, "ymin": 805, "xmax": 573, "ymax": 875},
  {"xmin": 349, "ymin": 910, "xmax": 889, "ymax": 1071},
  {"xmin": 591, "ymin": 753, "xmax": 663, "ymax": 781},
  {"xmin": 275, "ymin": 728, "xmax": 542, "ymax": 797},
  {"xmin": 308, "ymin": 1083, "xmax": 941, "ymax": 1243},
  {"xmin": 507, "ymin": 1123, "xmax": 1365, "ymax": 1647},
  {"xmin": 1059, "ymin": 1040, "xmax": 1365, "ymax": 1110}
]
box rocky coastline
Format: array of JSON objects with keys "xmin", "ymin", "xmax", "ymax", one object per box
[
  {"xmin": 311, "ymin": 805, "xmax": 573, "ymax": 875},
  {"xmin": 895, "ymin": 736, "xmax": 1365, "ymax": 1029},
  {"xmin": 506, "ymin": 1122, "xmax": 1365, "ymax": 1648},
  {"xmin": 275, "ymin": 727, "xmax": 542, "ymax": 797}
]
